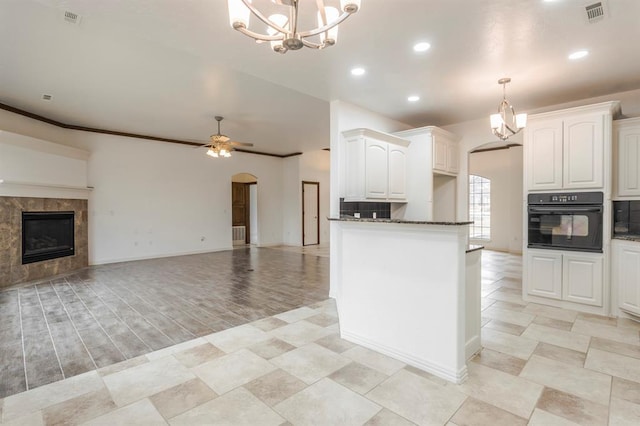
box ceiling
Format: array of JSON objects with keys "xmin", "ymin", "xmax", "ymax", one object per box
[{"xmin": 1, "ymin": 0, "xmax": 640, "ymax": 155}]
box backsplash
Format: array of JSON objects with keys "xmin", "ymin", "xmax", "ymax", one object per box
[
  {"xmin": 613, "ymin": 200, "xmax": 640, "ymax": 235},
  {"xmin": 340, "ymin": 198, "xmax": 391, "ymax": 219}
]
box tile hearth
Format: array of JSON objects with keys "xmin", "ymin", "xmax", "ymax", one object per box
[{"xmin": 1, "ymin": 249, "xmax": 640, "ymax": 425}]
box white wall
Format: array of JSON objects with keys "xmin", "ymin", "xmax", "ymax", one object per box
[
  {"xmin": 0, "ymin": 109, "xmax": 288, "ymax": 265},
  {"xmin": 468, "ymin": 147, "xmax": 523, "ymax": 253},
  {"xmin": 281, "ymin": 156, "xmax": 300, "ymax": 246}
]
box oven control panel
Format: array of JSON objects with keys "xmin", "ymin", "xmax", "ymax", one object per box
[{"xmin": 528, "ymin": 192, "xmax": 603, "ymax": 205}]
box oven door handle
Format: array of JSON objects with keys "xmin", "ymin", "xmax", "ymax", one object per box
[{"xmin": 528, "ymin": 206, "xmax": 603, "ymax": 213}]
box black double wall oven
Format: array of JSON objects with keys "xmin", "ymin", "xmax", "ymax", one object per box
[{"xmin": 527, "ymin": 192, "xmax": 603, "ymax": 253}]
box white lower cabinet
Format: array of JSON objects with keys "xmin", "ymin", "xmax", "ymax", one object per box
[
  {"xmin": 613, "ymin": 240, "xmax": 640, "ymax": 315},
  {"xmin": 526, "ymin": 249, "xmax": 603, "ymax": 307}
]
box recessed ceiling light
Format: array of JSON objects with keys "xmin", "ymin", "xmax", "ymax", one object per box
[
  {"xmin": 407, "ymin": 95, "xmax": 420, "ymax": 102},
  {"xmin": 568, "ymin": 50, "xmax": 589, "ymax": 60},
  {"xmin": 351, "ymin": 67, "xmax": 366, "ymax": 76},
  {"xmin": 413, "ymin": 42, "xmax": 431, "ymax": 53}
]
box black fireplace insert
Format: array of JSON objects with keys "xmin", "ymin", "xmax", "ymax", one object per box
[{"xmin": 22, "ymin": 211, "xmax": 75, "ymax": 264}]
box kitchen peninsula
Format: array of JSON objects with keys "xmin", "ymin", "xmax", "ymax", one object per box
[{"xmin": 329, "ymin": 217, "xmax": 481, "ymax": 384}]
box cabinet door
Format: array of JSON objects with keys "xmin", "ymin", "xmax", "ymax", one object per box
[
  {"xmin": 388, "ymin": 145, "xmax": 407, "ymax": 200},
  {"xmin": 562, "ymin": 253, "xmax": 603, "ymax": 306},
  {"xmin": 616, "ymin": 244, "xmax": 640, "ymax": 314},
  {"xmin": 344, "ymin": 137, "xmax": 365, "ymax": 200},
  {"xmin": 364, "ymin": 139, "xmax": 388, "ymax": 199},
  {"xmin": 617, "ymin": 125, "xmax": 640, "ymax": 197},
  {"xmin": 563, "ymin": 114, "xmax": 604, "ymax": 190},
  {"xmin": 526, "ymin": 120, "xmax": 563, "ymax": 190},
  {"xmin": 433, "ymin": 137, "xmax": 448, "ymax": 173},
  {"xmin": 527, "ymin": 250, "xmax": 562, "ymax": 300},
  {"xmin": 446, "ymin": 141, "xmax": 459, "ymax": 174}
]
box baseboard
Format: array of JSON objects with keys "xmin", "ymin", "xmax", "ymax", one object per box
[
  {"xmin": 465, "ymin": 336, "xmax": 481, "ymax": 360},
  {"xmin": 90, "ymin": 246, "xmax": 234, "ymax": 266},
  {"xmin": 341, "ymin": 330, "xmax": 468, "ymax": 384}
]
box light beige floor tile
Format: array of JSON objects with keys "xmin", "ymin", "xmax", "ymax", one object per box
[
  {"xmin": 269, "ymin": 320, "xmax": 332, "ymax": 347},
  {"xmin": 274, "ymin": 306, "xmax": 318, "ymax": 323},
  {"xmin": 609, "ymin": 397, "xmax": 640, "ymax": 426},
  {"xmin": 533, "ymin": 342, "xmax": 586, "ymax": 367},
  {"xmin": 169, "ymin": 387, "xmax": 284, "ymax": 426},
  {"xmin": 243, "ymin": 369, "xmax": 307, "ymax": 406},
  {"xmin": 585, "ymin": 347, "xmax": 640, "ymax": 383},
  {"xmin": 313, "ymin": 332, "xmax": 356, "ymax": 353},
  {"xmin": 173, "ymin": 342, "xmax": 225, "ymax": 368},
  {"xmin": 617, "ymin": 317, "xmax": 640, "ymax": 331},
  {"xmin": 103, "ymin": 356, "xmax": 195, "ymax": 407},
  {"xmin": 480, "ymin": 317, "xmax": 491, "ymax": 327},
  {"xmin": 612, "ymin": 376, "xmax": 640, "ymax": 405},
  {"xmin": 145, "ymin": 338, "xmax": 207, "ymax": 361},
  {"xmin": 275, "ymin": 378, "xmax": 380, "ymax": 426},
  {"xmin": 520, "ymin": 355, "xmax": 611, "ymax": 405},
  {"xmin": 251, "ymin": 316, "xmax": 288, "ymax": 332},
  {"xmin": 480, "ymin": 298, "xmax": 496, "ymax": 311},
  {"xmin": 572, "ymin": 319, "xmax": 640, "ymax": 346},
  {"xmin": 522, "ymin": 323, "xmax": 590, "ymax": 353},
  {"xmin": 482, "ymin": 306, "xmax": 534, "ymax": 327},
  {"xmin": 192, "ymin": 349, "xmax": 276, "ymax": 395},
  {"xmin": 1, "ymin": 411, "xmax": 44, "ymax": 426},
  {"xmin": 364, "ymin": 410, "xmax": 415, "ymax": 425},
  {"xmin": 204, "ymin": 324, "xmax": 270, "ymax": 353},
  {"xmin": 402, "ymin": 365, "xmax": 451, "ymax": 387},
  {"xmin": 480, "ymin": 328, "xmax": 538, "ymax": 360},
  {"xmin": 83, "ymin": 398, "xmax": 167, "ymax": 426},
  {"xmin": 450, "ymin": 397, "xmax": 527, "ymax": 426},
  {"xmin": 456, "ymin": 362, "xmax": 542, "ymax": 419},
  {"xmin": 527, "ymin": 408, "xmax": 582, "ymax": 426},
  {"xmin": 534, "ymin": 386, "xmax": 608, "ymax": 425},
  {"xmin": 367, "ymin": 369, "xmax": 467, "ymax": 425},
  {"xmin": 531, "ymin": 315, "xmax": 574, "ymax": 331},
  {"xmin": 98, "ymin": 356, "xmax": 149, "ymax": 377},
  {"xmin": 304, "ymin": 312, "xmax": 339, "ymax": 327},
  {"xmin": 270, "ymin": 343, "xmax": 350, "ymax": 384},
  {"xmin": 590, "ymin": 336, "xmax": 640, "ymax": 360},
  {"xmin": 2, "ymin": 371, "xmax": 104, "ymax": 422},
  {"xmin": 148, "ymin": 378, "xmax": 217, "ymax": 420},
  {"xmin": 486, "ymin": 290, "xmax": 527, "ymax": 305},
  {"xmin": 329, "ymin": 362, "xmax": 388, "ymax": 394},
  {"xmin": 42, "ymin": 388, "xmax": 116, "ymax": 426},
  {"xmin": 342, "ymin": 346, "xmax": 405, "ymax": 376},
  {"xmin": 489, "ymin": 300, "xmax": 526, "ymax": 312},
  {"xmin": 470, "ymin": 348, "xmax": 527, "ymax": 376},
  {"xmin": 523, "ymin": 303, "xmax": 578, "ymax": 323},
  {"xmin": 483, "ymin": 319, "xmax": 526, "ymax": 336},
  {"xmin": 576, "ymin": 312, "xmax": 618, "ymax": 327},
  {"xmin": 248, "ymin": 337, "xmax": 296, "ymax": 360}
]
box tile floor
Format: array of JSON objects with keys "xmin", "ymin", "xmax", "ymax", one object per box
[
  {"xmin": 1, "ymin": 249, "xmax": 640, "ymax": 425},
  {"xmin": 0, "ymin": 246, "xmax": 329, "ymax": 398}
]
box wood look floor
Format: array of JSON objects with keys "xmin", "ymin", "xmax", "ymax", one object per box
[{"xmin": 0, "ymin": 246, "xmax": 329, "ymax": 399}]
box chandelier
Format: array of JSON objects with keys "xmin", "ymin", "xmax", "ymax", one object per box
[
  {"xmin": 490, "ymin": 78, "xmax": 527, "ymax": 141},
  {"xmin": 227, "ymin": 0, "xmax": 362, "ymax": 54}
]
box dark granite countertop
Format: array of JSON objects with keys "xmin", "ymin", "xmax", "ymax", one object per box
[
  {"xmin": 613, "ymin": 235, "xmax": 640, "ymax": 242},
  {"xmin": 328, "ymin": 217, "xmax": 473, "ymax": 226},
  {"xmin": 466, "ymin": 244, "xmax": 484, "ymax": 253}
]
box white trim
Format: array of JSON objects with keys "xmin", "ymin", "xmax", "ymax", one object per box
[
  {"xmin": 90, "ymin": 246, "xmax": 233, "ymax": 265},
  {"xmin": 341, "ymin": 330, "xmax": 469, "ymax": 384},
  {"xmin": 0, "ymin": 180, "xmax": 92, "ymax": 200},
  {"xmin": 341, "ymin": 128, "xmax": 411, "ymax": 147}
]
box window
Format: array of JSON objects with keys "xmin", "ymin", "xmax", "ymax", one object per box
[{"xmin": 469, "ymin": 175, "xmax": 490, "ymax": 240}]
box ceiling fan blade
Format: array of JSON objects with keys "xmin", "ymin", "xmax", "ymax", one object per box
[{"xmin": 229, "ymin": 141, "xmax": 254, "ymax": 147}]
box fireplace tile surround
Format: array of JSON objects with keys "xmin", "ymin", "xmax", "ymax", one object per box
[{"xmin": 0, "ymin": 196, "xmax": 88, "ymax": 288}]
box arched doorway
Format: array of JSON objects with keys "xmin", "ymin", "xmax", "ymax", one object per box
[{"xmin": 231, "ymin": 173, "xmax": 258, "ymax": 246}]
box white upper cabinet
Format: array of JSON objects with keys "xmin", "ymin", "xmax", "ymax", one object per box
[
  {"xmin": 563, "ymin": 114, "xmax": 604, "ymax": 189},
  {"xmin": 433, "ymin": 134, "xmax": 459, "ymax": 176},
  {"xmin": 524, "ymin": 102, "xmax": 619, "ymax": 192},
  {"xmin": 343, "ymin": 128, "xmax": 410, "ymax": 202},
  {"xmin": 614, "ymin": 117, "xmax": 640, "ymax": 198}
]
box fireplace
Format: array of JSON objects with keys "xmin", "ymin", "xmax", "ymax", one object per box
[{"xmin": 22, "ymin": 211, "xmax": 75, "ymax": 264}]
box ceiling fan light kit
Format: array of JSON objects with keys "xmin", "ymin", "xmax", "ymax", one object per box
[
  {"xmin": 227, "ymin": 0, "xmax": 362, "ymax": 54},
  {"xmin": 490, "ymin": 77, "xmax": 527, "ymax": 141},
  {"xmin": 203, "ymin": 116, "xmax": 253, "ymax": 158}
]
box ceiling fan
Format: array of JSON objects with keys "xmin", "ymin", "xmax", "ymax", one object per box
[{"xmin": 197, "ymin": 116, "xmax": 253, "ymax": 158}]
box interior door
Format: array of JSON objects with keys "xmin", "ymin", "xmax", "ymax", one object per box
[
  {"xmin": 302, "ymin": 181, "xmax": 319, "ymax": 246},
  {"xmin": 232, "ymin": 182, "xmax": 250, "ymax": 243}
]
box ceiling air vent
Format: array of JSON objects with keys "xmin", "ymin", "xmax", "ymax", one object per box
[
  {"xmin": 585, "ymin": 2, "xmax": 606, "ymax": 23},
  {"xmin": 42, "ymin": 94, "xmax": 53, "ymax": 101},
  {"xmin": 64, "ymin": 10, "xmax": 82, "ymax": 25}
]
